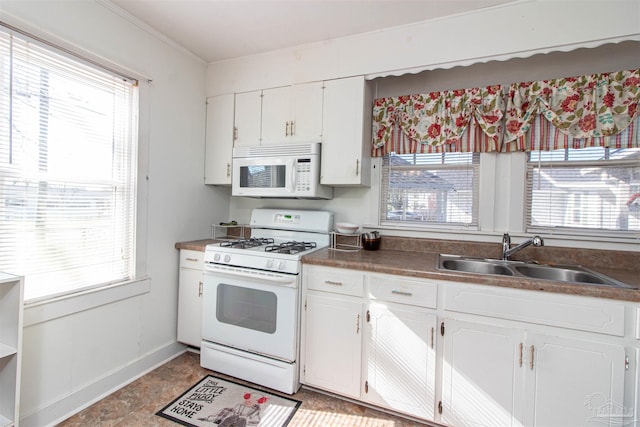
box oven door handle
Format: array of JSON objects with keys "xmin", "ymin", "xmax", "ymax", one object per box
[{"xmin": 204, "ymin": 267, "xmax": 298, "ymax": 287}]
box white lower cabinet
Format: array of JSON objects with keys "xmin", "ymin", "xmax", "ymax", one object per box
[
  {"xmin": 440, "ymin": 282, "xmax": 630, "ymax": 427},
  {"xmin": 301, "ymin": 266, "xmax": 638, "ymax": 427},
  {"xmin": 302, "ymin": 266, "xmax": 438, "ymax": 421},
  {"xmin": 441, "ymin": 319, "xmax": 525, "ymax": 427},
  {"xmin": 364, "ymin": 301, "xmax": 437, "ymax": 420},
  {"xmin": 303, "ymin": 292, "xmax": 363, "ymax": 398},
  {"xmin": 523, "ymin": 332, "xmax": 625, "ymax": 427},
  {"xmin": 441, "ymin": 318, "xmax": 626, "ymax": 427},
  {"xmin": 177, "ymin": 249, "xmax": 204, "ymax": 347}
]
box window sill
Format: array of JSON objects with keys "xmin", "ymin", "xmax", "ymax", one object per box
[{"xmin": 23, "ymin": 277, "xmax": 151, "ymax": 327}]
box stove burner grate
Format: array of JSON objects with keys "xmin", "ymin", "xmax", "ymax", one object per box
[
  {"xmin": 220, "ymin": 237, "xmax": 275, "ymax": 249},
  {"xmin": 264, "ymin": 241, "xmax": 317, "ymax": 255}
]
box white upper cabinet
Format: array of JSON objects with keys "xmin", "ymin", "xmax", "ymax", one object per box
[
  {"xmin": 204, "ymin": 94, "xmax": 235, "ymax": 185},
  {"xmin": 261, "ymin": 82, "xmax": 323, "ymax": 145},
  {"xmin": 321, "ymin": 76, "xmax": 372, "ymax": 186},
  {"xmin": 233, "ymin": 90, "xmax": 262, "ymax": 147}
]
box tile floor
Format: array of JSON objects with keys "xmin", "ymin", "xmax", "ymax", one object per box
[{"xmin": 56, "ymin": 351, "xmax": 426, "ymax": 426}]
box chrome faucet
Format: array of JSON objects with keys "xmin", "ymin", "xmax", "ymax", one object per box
[{"xmin": 501, "ymin": 233, "xmax": 544, "ymax": 260}]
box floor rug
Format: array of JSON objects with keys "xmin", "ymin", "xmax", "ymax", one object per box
[{"xmin": 157, "ymin": 375, "xmax": 301, "ymax": 427}]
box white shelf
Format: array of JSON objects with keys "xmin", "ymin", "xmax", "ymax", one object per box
[
  {"xmin": 0, "ymin": 413, "xmax": 14, "ymax": 427},
  {"xmin": 0, "ymin": 343, "xmax": 17, "ymax": 359},
  {"xmin": 0, "ymin": 274, "xmax": 23, "ymax": 427}
]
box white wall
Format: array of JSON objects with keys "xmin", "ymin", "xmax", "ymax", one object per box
[
  {"xmin": 206, "ymin": 0, "xmax": 640, "ymax": 96},
  {"xmin": 0, "ymin": 1, "xmax": 229, "ymax": 425}
]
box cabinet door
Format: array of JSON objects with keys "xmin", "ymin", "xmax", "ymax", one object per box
[
  {"xmin": 364, "ymin": 301, "xmax": 437, "ymax": 421},
  {"xmin": 234, "ymin": 90, "xmax": 261, "ymax": 147},
  {"xmin": 177, "ymin": 267, "xmax": 203, "ymax": 347},
  {"xmin": 204, "ymin": 94, "xmax": 234, "ymax": 185},
  {"xmin": 261, "ymin": 82, "xmax": 323, "ymax": 145},
  {"xmin": 303, "ymin": 292, "xmax": 363, "ymax": 399},
  {"xmin": 321, "ymin": 76, "xmax": 371, "ymax": 186},
  {"xmin": 261, "ymin": 86, "xmax": 291, "ymax": 145},
  {"xmin": 291, "ymin": 81, "xmax": 323, "ymax": 143},
  {"xmin": 524, "ymin": 333, "xmax": 626, "ymax": 427},
  {"xmin": 441, "ymin": 318, "xmax": 525, "ymax": 427}
]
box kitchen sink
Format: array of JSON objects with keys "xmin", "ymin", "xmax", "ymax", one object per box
[
  {"xmin": 437, "ymin": 254, "xmax": 635, "ymax": 289},
  {"xmin": 441, "ymin": 258, "xmax": 514, "ymax": 276}
]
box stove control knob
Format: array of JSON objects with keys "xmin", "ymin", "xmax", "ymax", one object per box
[
  {"xmin": 213, "ymin": 253, "xmax": 221, "ymax": 262},
  {"xmin": 277, "ymin": 260, "xmax": 286, "ymax": 270},
  {"xmin": 265, "ymin": 259, "xmax": 274, "ymax": 269},
  {"xmin": 223, "ymin": 255, "xmax": 231, "ymax": 263}
]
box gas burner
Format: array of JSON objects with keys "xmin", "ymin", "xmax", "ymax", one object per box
[
  {"xmin": 264, "ymin": 241, "xmax": 318, "ymax": 255},
  {"xmin": 220, "ymin": 237, "xmax": 275, "ymax": 249}
]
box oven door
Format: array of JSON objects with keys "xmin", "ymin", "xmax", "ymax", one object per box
[{"xmin": 202, "ymin": 265, "xmax": 299, "ymax": 362}]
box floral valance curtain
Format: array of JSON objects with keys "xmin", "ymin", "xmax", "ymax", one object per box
[
  {"xmin": 371, "ymin": 68, "xmax": 640, "ymax": 156},
  {"xmin": 372, "ymin": 86, "xmax": 504, "ymax": 155},
  {"xmin": 503, "ymin": 69, "xmax": 640, "ymax": 151}
]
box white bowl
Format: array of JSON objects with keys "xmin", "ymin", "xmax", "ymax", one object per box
[{"xmin": 335, "ymin": 222, "xmax": 359, "ymax": 234}]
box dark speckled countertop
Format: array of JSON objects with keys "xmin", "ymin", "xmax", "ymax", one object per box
[{"xmin": 176, "ymin": 236, "xmax": 640, "ymax": 302}]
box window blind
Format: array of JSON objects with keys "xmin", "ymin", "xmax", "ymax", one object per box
[
  {"xmin": 0, "ymin": 30, "xmax": 138, "ymax": 301},
  {"xmin": 381, "ymin": 152, "xmax": 479, "ymax": 227},
  {"xmin": 526, "ymin": 147, "xmax": 640, "ymax": 234}
]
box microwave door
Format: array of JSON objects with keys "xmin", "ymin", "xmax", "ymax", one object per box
[{"xmin": 232, "ymin": 157, "xmax": 295, "ymax": 196}]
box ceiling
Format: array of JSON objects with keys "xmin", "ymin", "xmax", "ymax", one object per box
[{"xmin": 110, "ymin": 0, "xmax": 517, "ymax": 63}]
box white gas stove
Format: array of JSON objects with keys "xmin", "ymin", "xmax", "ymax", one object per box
[{"xmin": 201, "ymin": 209, "xmax": 333, "ymax": 394}]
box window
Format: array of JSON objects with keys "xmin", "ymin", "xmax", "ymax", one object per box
[
  {"xmin": 526, "ymin": 147, "xmax": 640, "ymax": 234},
  {"xmin": 0, "ymin": 30, "xmax": 138, "ymax": 301},
  {"xmin": 381, "ymin": 152, "xmax": 479, "ymax": 227}
]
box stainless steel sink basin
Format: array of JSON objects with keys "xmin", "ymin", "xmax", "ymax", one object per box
[
  {"xmin": 514, "ymin": 264, "xmax": 635, "ymax": 288},
  {"xmin": 441, "ymin": 259, "xmax": 514, "ymax": 276},
  {"xmin": 437, "ymin": 254, "xmax": 635, "ymax": 289}
]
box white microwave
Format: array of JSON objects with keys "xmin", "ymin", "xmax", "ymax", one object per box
[{"xmin": 231, "ymin": 142, "xmax": 333, "ymax": 199}]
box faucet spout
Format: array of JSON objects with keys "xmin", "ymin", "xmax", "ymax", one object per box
[{"xmin": 501, "ymin": 233, "xmax": 544, "ymax": 260}]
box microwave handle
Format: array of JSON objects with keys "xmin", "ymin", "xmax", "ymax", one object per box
[{"xmin": 290, "ymin": 161, "xmax": 297, "ymax": 190}]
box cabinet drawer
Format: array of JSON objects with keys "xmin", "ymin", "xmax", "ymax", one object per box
[
  {"xmin": 304, "ymin": 265, "xmax": 364, "ymax": 297},
  {"xmin": 368, "ymin": 273, "xmax": 437, "ymax": 308},
  {"xmin": 180, "ymin": 249, "xmax": 204, "ymax": 269},
  {"xmin": 443, "ymin": 282, "xmax": 625, "ymax": 336}
]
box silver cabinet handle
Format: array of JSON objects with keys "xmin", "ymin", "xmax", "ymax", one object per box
[
  {"xmin": 391, "ymin": 290, "xmax": 413, "ymax": 296},
  {"xmin": 290, "ymin": 120, "xmax": 295, "ymax": 135},
  {"xmin": 185, "ymin": 257, "xmax": 199, "ymax": 262},
  {"xmin": 226, "ymin": 163, "xmax": 231, "ymax": 177},
  {"xmin": 325, "ymin": 280, "xmax": 343, "ymax": 286},
  {"xmin": 198, "ymin": 281, "xmax": 203, "ymax": 297},
  {"xmin": 285, "ymin": 121, "xmax": 290, "ymax": 136},
  {"xmin": 356, "ymin": 313, "xmax": 360, "ymax": 334},
  {"xmin": 431, "ymin": 327, "xmax": 435, "ymax": 349},
  {"xmin": 356, "ymin": 159, "xmax": 360, "ymax": 176}
]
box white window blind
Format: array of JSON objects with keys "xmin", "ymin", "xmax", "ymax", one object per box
[
  {"xmin": 526, "ymin": 147, "xmax": 640, "ymax": 234},
  {"xmin": 0, "ymin": 30, "xmax": 138, "ymax": 301},
  {"xmin": 381, "ymin": 152, "xmax": 479, "ymax": 227}
]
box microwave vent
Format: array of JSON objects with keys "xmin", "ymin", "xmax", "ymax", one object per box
[{"xmin": 233, "ymin": 142, "xmax": 321, "ymax": 158}]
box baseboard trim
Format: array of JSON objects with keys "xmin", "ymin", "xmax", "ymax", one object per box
[{"xmin": 20, "ymin": 341, "xmax": 187, "ymax": 427}]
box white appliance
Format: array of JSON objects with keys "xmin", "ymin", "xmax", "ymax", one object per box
[
  {"xmin": 231, "ymin": 142, "xmax": 333, "ymax": 199},
  {"xmin": 201, "ymin": 208, "xmax": 333, "ymax": 394}
]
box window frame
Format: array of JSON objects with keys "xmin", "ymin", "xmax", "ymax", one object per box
[
  {"xmin": 0, "ymin": 24, "xmax": 142, "ymax": 303},
  {"xmin": 379, "ymin": 151, "xmax": 480, "ymax": 230},
  {"xmin": 525, "ymin": 147, "xmax": 640, "ymax": 237}
]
